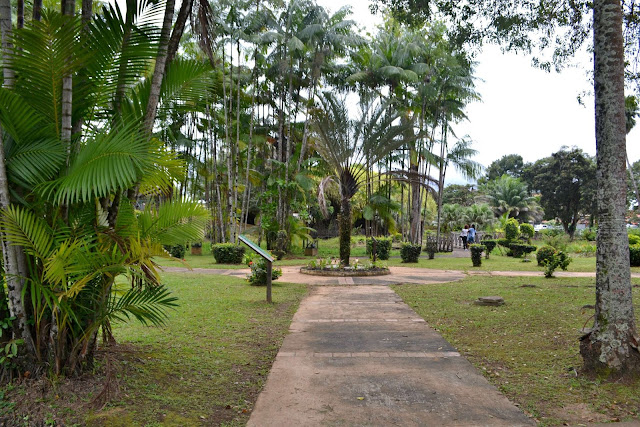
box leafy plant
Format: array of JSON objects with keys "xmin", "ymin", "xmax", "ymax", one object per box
[
  {"xmin": 542, "ymin": 251, "xmax": 572, "ymax": 278},
  {"xmin": 504, "ymin": 218, "xmax": 520, "ymax": 241},
  {"xmin": 509, "ymin": 243, "xmax": 536, "ymax": 258},
  {"xmin": 482, "ymin": 239, "xmax": 497, "ymax": 258},
  {"xmin": 543, "ymin": 233, "xmax": 570, "ymax": 252},
  {"xmin": 247, "ymin": 258, "xmax": 282, "ymax": 286},
  {"xmin": 470, "ymin": 244, "xmax": 485, "ymax": 267},
  {"xmin": 164, "ymin": 244, "xmax": 186, "ymax": 259},
  {"xmin": 425, "ymin": 241, "xmax": 437, "ymax": 259},
  {"xmin": 537, "ymin": 245, "xmax": 557, "ymax": 266},
  {"xmin": 520, "ymin": 223, "xmax": 534, "ymax": 241},
  {"xmin": 366, "ymin": 237, "xmax": 392, "ymax": 260},
  {"xmin": 630, "ymin": 244, "xmax": 640, "ymax": 267},
  {"xmin": 582, "ymin": 227, "xmax": 597, "ymax": 241},
  {"xmin": 400, "ymin": 243, "xmax": 421, "ymax": 263},
  {"xmin": 212, "ymin": 244, "xmax": 246, "ymax": 264}
]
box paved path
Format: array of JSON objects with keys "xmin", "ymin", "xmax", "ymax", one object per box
[
  {"xmin": 247, "ymin": 285, "xmax": 533, "ymax": 426},
  {"xmin": 161, "ymin": 265, "xmax": 640, "ymax": 282}
]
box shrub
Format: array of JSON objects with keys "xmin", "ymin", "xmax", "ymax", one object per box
[
  {"xmin": 400, "ymin": 243, "xmax": 422, "ymax": 263},
  {"xmin": 543, "ymin": 251, "xmax": 572, "ymax": 278},
  {"xmin": 510, "ymin": 243, "xmax": 537, "ymax": 258},
  {"xmin": 504, "ymin": 218, "xmax": 520, "ymax": 241},
  {"xmin": 629, "ymin": 234, "xmax": 640, "ymax": 246},
  {"xmin": 541, "ymin": 227, "xmax": 565, "ymax": 238},
  {"xmin": 520, "ymin": 223, "xmax": 534, "ymax": 241},
  {"xmin": 212, "ymin": 243, "xmax": 246, "ymax": 264},
  {"xmin": 543, "ymin": 234, "xmax": 569, "ymax": 252},
  {"xmin": 582, "ymin": 228, "xmax": 597, "ymax": 241},
  {"xmin": 630, "ymin": 244, "xmax": 640, "ymax": 267},
  {"xmin": 482, "ymin": 239, "xmax": 497, "ymax": 258},
  {"xmin": 366, "ymin": 237, "xmax": 392, "ymax": 260},
  {"xmin": 470, "ymin": 244, "xmax": 485, "ymax": 267},
  {"xmin": 536, "ymin": 245, "xmax": 557, "ymax": 266},
  {"xmin": 164, "ymin": 244, "xmax": 186, "ymax": 259},
  {"xmin": 425, "ymin": 241, "xmax": 437, "ymax": 259},
  {"xmin": 247, "ymin": 258, "xmax": 282, "ymax": 285},
  {"xmin": 497, "ymin": 238, "xmax": 510, "ymax": 248}
]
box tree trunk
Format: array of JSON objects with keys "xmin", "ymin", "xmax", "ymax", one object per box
[
  {"xmin": 580, "ymin": 0, "xmax": 640, "ymax": 377},
  {"xmin": 142, "ymin": 0, "xmax": 175, "ymax": 134},
  {"xmin": 0, "ymin": 0, "xmax": 36, "ymax": 359},
  {"xmin": 165, "ymin": 0, "xmax": 192, "ymax": 71},
  {"xmin": 32, "ymin": 0, "xmax": 42, "ymax": 21},
  {"xmin": 338, "ymin": 196, "xmax": 351, "ymax": 266}
]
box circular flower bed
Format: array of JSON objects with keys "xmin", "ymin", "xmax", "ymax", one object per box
[{"xmin": 300, "ymin": 258, "xmax": 390, "ymax": 277}]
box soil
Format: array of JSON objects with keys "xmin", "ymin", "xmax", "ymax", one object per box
[{"xmin": 0, "ymin": 343, "xmax": 143, "ymax": 426}]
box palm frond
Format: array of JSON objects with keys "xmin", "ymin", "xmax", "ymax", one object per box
[{"xmin": 107, "ymin": 284, "xmax": 178, "ymax": 327}]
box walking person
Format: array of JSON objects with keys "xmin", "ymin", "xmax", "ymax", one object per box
[
  {"xmin": 460, "ymin": 224, "xmax": 469, "ymax": 250},
  {"xmin": 468, "ymin": 224, "xmax": 476, "ymax": 244}
]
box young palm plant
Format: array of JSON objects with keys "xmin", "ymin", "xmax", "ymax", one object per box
[
  {"xmin": 0, "ymin": 6, "xmax": 210, "ymax": 375},
  {"xmin": 313, "ymin": 93, "xmax": 415, "ymax": 265}
]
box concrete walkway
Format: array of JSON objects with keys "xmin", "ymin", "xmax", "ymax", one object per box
[
  {"xmin": 159, "ymin": 264, "xmax": 640, "ymax": 425},
  {"xmin": 247, "ymin": 284, "xmax": 533, "ymax": 426}
]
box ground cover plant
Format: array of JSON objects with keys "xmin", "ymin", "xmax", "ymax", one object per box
[
  {"xmin": 0, "ymin": 273, "xmax": 306, "ymax": 426},
  {"xmin": 393, "ymin": 277, "xmax": 640, "ymax": 426}
]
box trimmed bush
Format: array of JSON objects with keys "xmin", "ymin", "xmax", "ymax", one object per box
[
  {"xmin": 470, "ymin": 244, "xmax": 485, "ymax": 267},
  {"xmin": 630, "ymin": 244, "xmax": 640, "ymax": 267},
  {"xmin": 164, "ymin": 244, "xmax": 186, "ymax": 259},
  {"xmin": 366, "ymin": 237, "xmax": 392, "ymax": 260},
  {"xmin": 497, "ymin": 238, "xmax": 511, "ymax": 248},
  {"xmin": 536, "ymin": 245, "xmax": 556, "ymax": 266},
  {"xmin": 482, "ymin": 239, "xmax": 497, "ymax": 258},
  {"xmin": 543, "ymin": 251, "xmax": 572, "ymax": 278},
  {"xmin": 510, "ymin": 243, "xmax": 537, "ymax": 258},
  {"xmin": 425, "ymin": 241, "xmax": 437, "ymax": 259},
  {"xmin": 520, "ymin": 223, "xmax": 534, "ymax": 241},
  {"xmin": 505, "ymin": 218, "xmax": 520, "ymax": 241},
  {"xmin": 212, "ymin": 243, "xmax": 246, "ymax": 264},
  {"xmin": 400, "ymin": 243, "xmax": 422, "ymax": 263},
  {"xmin": 629, "ymin": 234, "xmax": 640, "ymax": 246}
]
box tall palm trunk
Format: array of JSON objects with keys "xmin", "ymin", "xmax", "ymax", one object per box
[
  {"xmin": 580, "ymin": 0, "xmax": 640, "ymax": 376},
  {"xmin": 142, "ymin": 0, "xmax": 175, "ymax": 133},
  {"xmin": 1, "ymin": 0, "xmax": 37, "ymax": 361},
  {"xmin": 33, "ymin": 0, "xmax": 42, "ymax": 21},
  {"xmin": 338, "ymin": 196, "xmax": 351, "ymax": 266}
]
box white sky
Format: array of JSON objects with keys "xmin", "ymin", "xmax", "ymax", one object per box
[{"xmin": 320, "ymin": 0, "xmax": 640, "ymax": 185}]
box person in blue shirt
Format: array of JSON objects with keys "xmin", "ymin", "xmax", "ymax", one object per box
[{"xmin": 468, "ymin": 224, "xmax": 476, "ymax": 244}]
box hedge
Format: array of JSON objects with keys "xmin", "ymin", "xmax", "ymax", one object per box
[
  {"xmin": 212, "ymin": 243, "xmax": 246, "ymax": 264},
  {"xmin": 366, "ymin": 237, "xmax": 392, "ymax": 260},
  {"xmin": 400, "ymin": 243, "xmax": 422, "ymax": 263},
  {"xmin": 470, "ymin": 244, "xmax": 485, "ymax": 267}
]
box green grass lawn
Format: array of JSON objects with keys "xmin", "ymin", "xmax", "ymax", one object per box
[
  {"xmin": 393, "ymin": 276, "xmax": 640, "ymax": 426},
  {"xmin": 91, "ymin": 273, "xmax": 307, "ymax": 427},
  {"xmin": 2, "ymin": 273, "xmax": 307, "ymax": 426},
  {"xmin": 165, "ymin": 238, "xmax": 640, "ymax": 275}
]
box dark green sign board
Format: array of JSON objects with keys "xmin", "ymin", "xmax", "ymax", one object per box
[{"xmin": 239, "ymin": 235, "xmax": 273, "ymax": 262}]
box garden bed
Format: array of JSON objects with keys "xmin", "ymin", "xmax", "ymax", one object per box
[{"xmin": 299, "ymin": 267, "xmax": 390, "ymax": 277}]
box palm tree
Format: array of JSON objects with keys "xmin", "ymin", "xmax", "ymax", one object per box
[
  {"xmin": 483, "ymin": 175, "xmax": 539, "ymax": 221},
  {"xmin": 0, "ymin": 4, "xmax": 209, "ymax": 375},
  {"xmin": 465, "ymin": 203, "xmax": 495, "ymax": 230},
  {"xmin": 313, "ymin": 93, "xmax": 414, "ymax": 265}
]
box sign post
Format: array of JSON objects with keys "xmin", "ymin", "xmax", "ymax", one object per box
[{"xmin": 238, "ymin": 235, "xmax": 274, "ymax": 303}]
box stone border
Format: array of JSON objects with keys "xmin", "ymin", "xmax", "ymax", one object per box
[{"xmin": 299, "ymin": 267, "xmax": 391, "ymax": 277}]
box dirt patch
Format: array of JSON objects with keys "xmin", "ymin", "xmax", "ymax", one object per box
[
  {"xmin": 549, "ymin": 403, "xmax": 609, "ymax": 425},
  {"xmin": 0, "ymin": 343, "xmax": 146, "ymax": 426}
]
